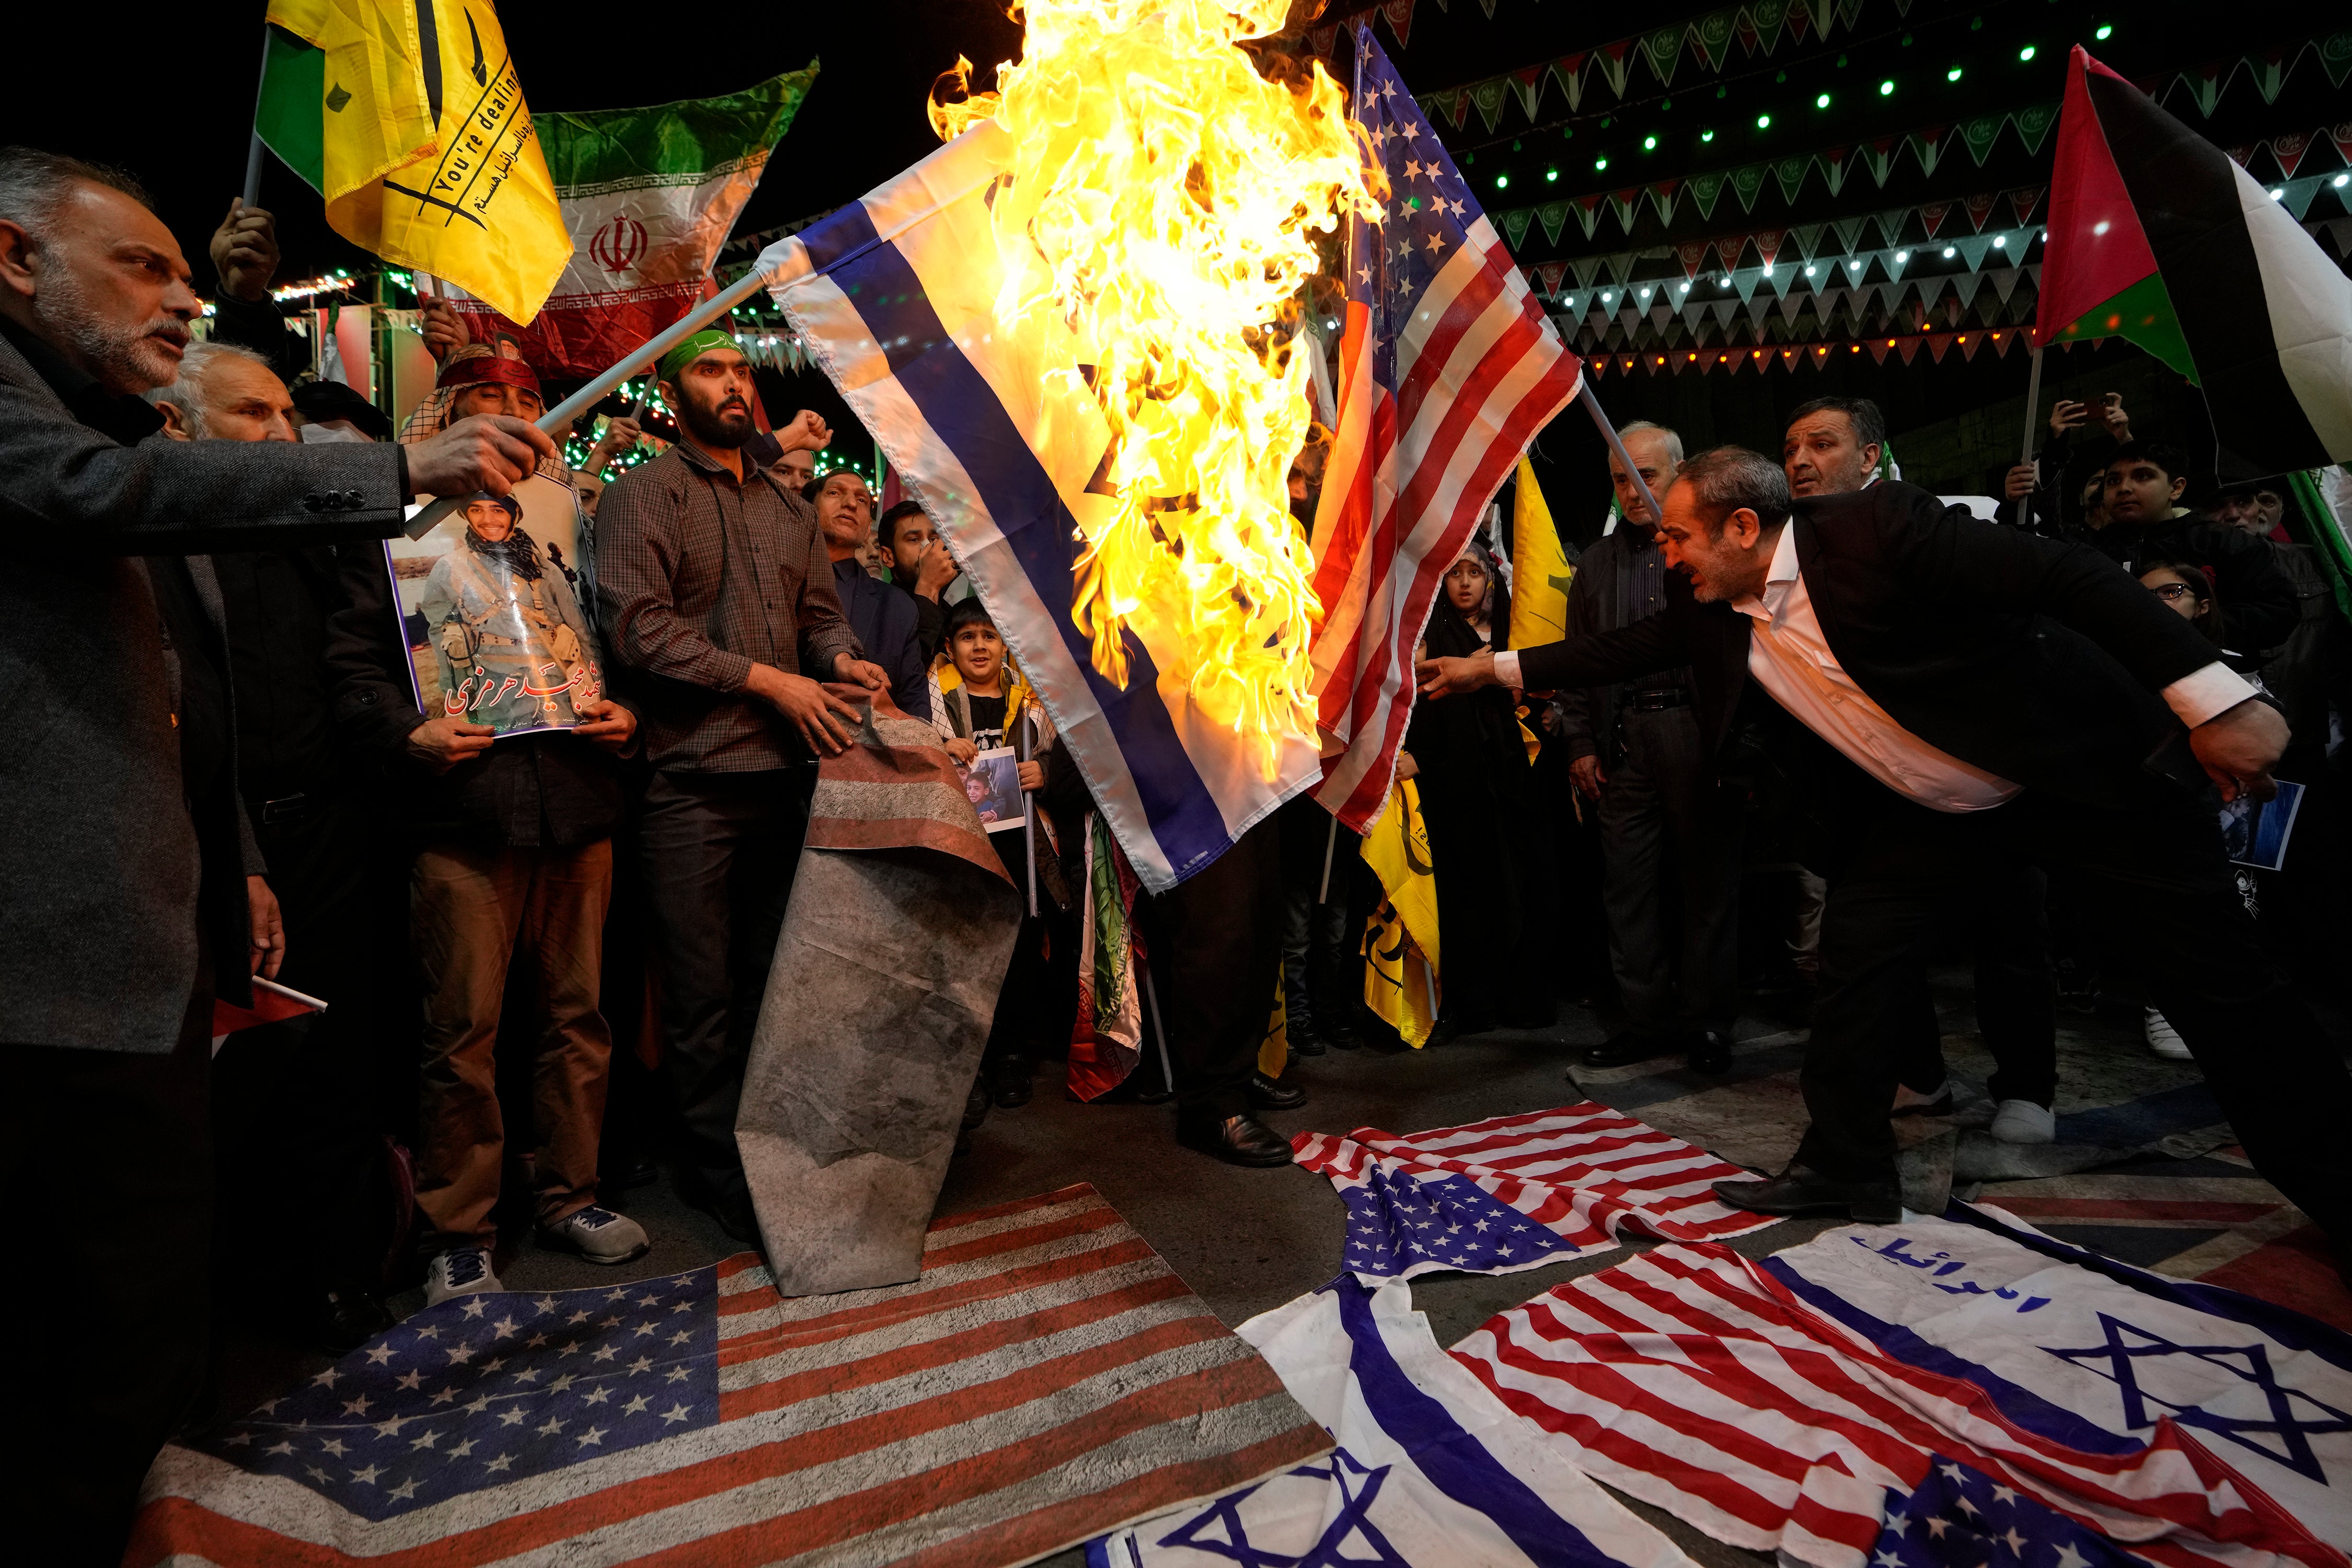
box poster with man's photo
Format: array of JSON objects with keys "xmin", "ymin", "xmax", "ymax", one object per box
[{"xmin": 385, "ymin": 473, "xmax": 605, "ymax": 738}]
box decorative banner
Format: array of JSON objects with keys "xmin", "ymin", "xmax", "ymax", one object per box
[
  {"xmin": 1962, "ymin": 190, "xmax": 1999, "ymax": 230},
  {"xmin": 1912, "ymin": 123, "xmax": 1951, "ymax": 178},
  {"xmin": 1960, "ymin": 112, "xmax": 2008, "ymax": 165},
  {"xmin": 1687, "ymin": 168, "xmax": 1726, "ymax": 220},
  {"xmin": 1730, "ymin": 162, "xmax": 1768, "ymax": 212},
  {"xmin": 2014, "ymin": 100, "xmax": 2060, "ymax": 155},
  {"xmin": 1820, "ymin": 144, "xmax": 1851, "ymax": 195},
  {"xmin": 1536, "ymin": 200, "xmax": 1569, "ymax": 244}
]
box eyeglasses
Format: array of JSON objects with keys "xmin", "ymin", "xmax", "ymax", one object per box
[{"xmin": 2149, "ymin": 582, "xmax": 2200, "ymax": 603}]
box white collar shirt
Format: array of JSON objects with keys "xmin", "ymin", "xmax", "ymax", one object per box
[{"xmin": 1730, "ymin": 523, "xmax": 2023, "ymax": 812}]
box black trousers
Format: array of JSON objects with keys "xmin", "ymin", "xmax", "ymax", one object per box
[
  {"xmin": 1595, "ymin": 703, "xmax": 1744, "ymax": 1039},
  {"xmin": 1142, "ymin": 813, "xmax": 1284, "ymax": 1120},
  {"xmin": 637, "ymin": 767, "xmax": 810, "ymax": 1207},
  {"xmin": 1890, "ymin": 866, "xmax": 2058, "ymax": 1108},
  {"xmin": 1276, "ymin": 792, "xmax": 1356, "ymax": 1038},
  {"xmin": 214, "ymin": 786, "xmax": 398, "ymax": 1299},
  {"xmin": 1, "ymin": 984, "xmax": 213, "ymax": 1565},
  {"xmin": 1795, "ymin": 782, "xmax": 2352, "ymax": 1251}
]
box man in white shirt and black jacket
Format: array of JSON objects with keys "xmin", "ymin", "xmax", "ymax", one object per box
[{"xmin": 1416, "ymin": 446, "xmax": 2346, "ymax": 1248}]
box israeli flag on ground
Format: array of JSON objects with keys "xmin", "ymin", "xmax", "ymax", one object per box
[
  {"xmin": 754, "ymin": 122, "xmax": 1319, "ymax": 891},
  {"xmin": 1763, "ymin": 1204, "xmax": 2352, "ymax": 1547},
  {"xmin": 1090, "ymin": 1274, "xmax": 1700, "ymax": 1568}
]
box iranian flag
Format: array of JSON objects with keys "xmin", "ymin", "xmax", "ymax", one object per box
[
  {"xmin": 433, "ymin": 66, "xmax": 816, "ymax": 378},
  {"xmin": 2035, "ymin": 45, "xmax": 2352, "ymax": 476}
]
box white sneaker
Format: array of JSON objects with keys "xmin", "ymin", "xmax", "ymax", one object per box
[
  {"xmin": 2144, "ymin": 1006, "xmax": 2192, "ymax": 1060},
  {"xmin": 1988, "ymin": 1099, "xmax": 2057, "ymax": 1145},
  {"xmin": 423, "ymin": 1247, "xmax": 502, "ymax": 1307},
  {"xmin": 540, "ymin": 1205, "xmax": 651, "ymax": 1265}
]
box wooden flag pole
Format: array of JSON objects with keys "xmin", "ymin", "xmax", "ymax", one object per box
[
  {"xmin": 404, "ymin": 258, "xmax": 784, "ymax": 538},
  {"xmin": 241, "ymin": 27, "xmax": 271, "ymax": 208},
  {"xmin": 1579, "ymin": 382, "xmax": 1662, "ymax": 524},
  {"xmin": 2015, "ymin": 344, "xmax": 2046, "ymax": 528}
]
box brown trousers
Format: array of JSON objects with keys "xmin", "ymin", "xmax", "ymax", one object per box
[{"xmin": 411, "ymin": 839, "xmax": 614, "ymax": 1251}]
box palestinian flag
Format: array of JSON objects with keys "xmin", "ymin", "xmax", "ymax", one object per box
[
  {"xmin": 432, "ymin": 67, "xmax": 814, "ymax": 378},
  {"xmin": 2035, "ymin": 45, "xmax": 2352, "ymax": 477}
]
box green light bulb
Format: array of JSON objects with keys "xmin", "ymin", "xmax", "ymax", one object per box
[
  {"xmin": 1879, "ymin": 79, "xmax": 1894, "ymax": 95},
  {"xmin": 1756, "ymin": 113, "xmax": 1771, "ymax": 129},
  {"xmin": 2019, "ymin": 44, "xmax": 2036, "ymax": 61},
  {"xmin": 1816, "ymin": 92, "xmax": 1831, "ymax": 108}
]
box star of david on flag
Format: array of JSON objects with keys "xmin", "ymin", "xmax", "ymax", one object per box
[{"xmin": 1090, "ymin": 1274, "xmax": 1700, "ymax": 1568}]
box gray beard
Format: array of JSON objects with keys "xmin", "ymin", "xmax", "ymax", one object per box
[{"xmin": 38, "ymin": 265, "xmax": 185, "ymax": 395}]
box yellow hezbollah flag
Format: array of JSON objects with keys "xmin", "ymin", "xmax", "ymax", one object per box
[
  {"xmin": 1361, "ymin": 778, "xmax": 1440, "ymax": 1047},
  {"xmin": 264, "ymin": 0, "xmax": 568, "ymax": 324},
  {"xmin": 1507, "ymin": 455, "xmax": 1573, "ymax": 651}
]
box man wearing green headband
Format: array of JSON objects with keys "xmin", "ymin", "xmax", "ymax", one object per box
[{"xmin": 596, "ymin": 331, "xmax": 890, "ymax": 1241}]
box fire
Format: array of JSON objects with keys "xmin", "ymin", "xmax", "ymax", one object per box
[{"xmin": 933, "ymin": 0, "xmax": 1382, "ymax": 767}]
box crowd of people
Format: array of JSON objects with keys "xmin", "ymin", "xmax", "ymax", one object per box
[{"xmin": 6, "ymin": 142, "xmax": 2349, "ymax": 1560}]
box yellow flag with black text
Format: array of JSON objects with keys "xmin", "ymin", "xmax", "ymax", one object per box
[
  {"xmin": 262, "ymin": 0, "xmax": 568, "ymax": 323},
  {"xmin": 1360, "ymin": 779, "xmax": 1440, "ymax": 1047},
  {"xmin": 1508, "ymin": 455, "xmax": 1573, "ymax": 651}
]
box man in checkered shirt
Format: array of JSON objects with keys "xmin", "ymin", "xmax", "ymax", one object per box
[{"xmin": 597, "ymin": 330, "xmax": 890, "ymax": 1241}]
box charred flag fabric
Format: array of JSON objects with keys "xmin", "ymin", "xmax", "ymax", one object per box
[
  {"xmin": 2035, "ymin": 45, "xmax": 2352, "ymax": 474},
  {"xmin": 1292, "ymin": 1104, "xmax": 1773, "ymax": 1282},
  {"xmin": 756, "ymin": 120, "xmax": 1321, "ymax": 894},
  {"xmin": 1090, "ymin": 1275, "xmax": 1701, "ymax": 1568}
]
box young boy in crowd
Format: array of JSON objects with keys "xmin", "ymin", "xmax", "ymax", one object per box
[{"xmin": 935, "ymin": 601, "xmax": 1074, "ymax": 1108}]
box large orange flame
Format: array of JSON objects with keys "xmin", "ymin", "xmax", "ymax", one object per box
[{"xmin": 933, "ymin": 0, "xmax": 1382, "ymax": 771}]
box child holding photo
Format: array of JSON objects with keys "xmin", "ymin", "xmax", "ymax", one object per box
[{"xmin": 933, "ymin": 600, "xmax": 1075, "ymax": 1110}]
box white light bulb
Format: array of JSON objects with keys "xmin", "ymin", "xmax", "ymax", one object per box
[
  {"xmin": 1942, "ymin": 246, "xmax": 1956, "ymax": 258},
  {"xmin": 1895, "ymin": 250, "xmax": 1910, "ymax": 263},
  {"xmin": 1680, "ymin": 280, "xmax": 1692, "ymax": 293},
  {"xmin": 2337, "ymin": 175, "xmax": 2351, "ymax": 188},
  {"xmin": 1992, "ymin": 235, "xmax": 2007, "ymax": 248},
  {"xmin": 1804, "ymin": 264, "xmax": 1817, "ymax": 276}
]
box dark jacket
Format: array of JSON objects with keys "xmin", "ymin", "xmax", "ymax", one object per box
[
  {"xmin": 1552, "ymin": 521, "xmax": 1691, "ymax": 764},
  {"xmin": 2076, "ymin": 511, "xmax": 2301, "ymax": 657},
  {"xmin": 0, "ymin": 322, "xmax": 407, "ymax": 1053},
  {"xmin": 832, "ymin": 558, "xmax": 930, "ymax": 719},
  {"xmin": 325, "ymin": 551, "xmax": 630, "ymax": 848},
  {"xmin": 1513, "ymin": 483, "xmax": 2229, "ymax": 814}
]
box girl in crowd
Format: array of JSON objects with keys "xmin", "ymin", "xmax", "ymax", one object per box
[{"xmin": 1400, "ymin": 544, "xmax": 1559, "ymax": 1037}]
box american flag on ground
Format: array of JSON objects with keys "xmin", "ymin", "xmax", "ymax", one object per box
[
  {"xmin": 128, "ymin": 1184, "xmax": 1331, "ymax": 1565},
  {"xmin": 1308, "ymin": 22, "xmax": 1583, "ymax": 832},
  {"xmin": 1291, "ymin": 1103, "xmax": 1775, "ymax": 1282},
  {"xmin": 1449, "ymin": 1239, "xmax": 2337, "ymax": 1568}
]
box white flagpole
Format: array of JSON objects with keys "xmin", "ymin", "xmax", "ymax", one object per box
[
  {"xmin": 1141, "ymin": 966, "xmax": 1177, "ymax": 1097},
  {"xmin": 403, "ymin": 257, "xmax": 785, "ymax": 539},
  {"xmin": 1578, "ymin": 382, "xmax": 1662, "ymax": 524},
  {"xmin": 2015, "ymin": 344, "xmax": 2046, "ymax": 528},
  {"xmin": 241, "ymin": 28, "xmax": 271, "ymax": 209}
]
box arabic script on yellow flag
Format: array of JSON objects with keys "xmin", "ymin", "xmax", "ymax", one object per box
[
  {"xmin": 1360, "ymin": 779, "xmax": 1440, "ymax": 1047},
  {"xmin": 266, "ymin": 0, "xmax": 568, "ymax": 324},
  {"xmin": 1508, "ymin": 455, "xmax": 1573, "ymax": 651}
]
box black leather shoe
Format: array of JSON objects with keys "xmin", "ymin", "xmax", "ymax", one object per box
[
  {"xmin": 1290, "ymin": 1028, "xmax": 1327, "ymax": 1057},
  {"xmin": 1579, "ymin": 1032, "xmax": 1674, "ymax": 1070},
  {"xmin": 310, "ymin": 1289, "xmax": 396, "ymax": 1356},
  {"xmin": 963, "ymin": 1080, "xmax": 992, "ymax": 1131},
  {"xmin": 1712, "ymin": 1165, "xmax": 1902, "ymax": 1225},
  {"xmin": 986, "ymin": 1054, "xmax": 1034, "ymax": 1109},
  {"xmin": 1248, "ymin": 1070, "xmax": 1306, "ymax": 1110},
  {"xmin": 1688, "ymin": 1030, "xmax": 1733, "ymax": 1074},
  {"xmin": 1177, "ymin": 1112, "xmax": 1296, "ymax": 1167}
]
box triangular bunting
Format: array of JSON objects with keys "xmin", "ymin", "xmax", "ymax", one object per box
[
  {"xmin": 1831, "ymin": 214, "xmax": 1869, "ymax": 254},
  {"xmin": 1537, "ymin": 201, "xmax": 1569, "ymax": 245},
  {"xmin": 1573, "ymin": 193, "xmax": 1606, "ymax": 239},
  {"xmin": 1863, "ymin": 136, "xmax": 1901, "ymax": 186},
  {"xmin": 1961, "ymin": 191, "xmax": 1999, "ymax": 232},
  {"xmin": 1687, "ymin": 169, "xmax": 1727, "ymax": 220},
  {"xmin": 1912, "ymin": 125, "xmax": 1950, "ymax": 179},
  {"xmin": 1733, "ymin": 267, "xmax": 1765, "ymax": 301},
  {"xmin": 1792, "ymin": 222, "xmax": 1827, "ymax": 259},
  {"xmin": 1961, "ymin": 112, "xmax": 2009, "ymax": 166},
  {"xmin": 2318, "ymin": 32, "xmax": 2352, "ymax": 89},
  {"xmin": 1500, "ymin": 207, "xmax": 1535, "ymax": 249},
  {"xmin": 1308, "ymin": 24, "xmax": 1339, "ymax": 57},
  {"xmin": 1752, "ymin": 227, "xmax": 1786, "ymax": 267},
  {"xmin": 1692, "ymin": 7, "xmax": 1739, "ymax": 72},
  {"xmin": 2270, "ymin": 129, "xmax": 2313, "ymax": 179},
  {"xmin": 1988, "ymin": 266, "xmax": 2021, "ymax": 303},
  {"xmin": 2009, "ymin": 186, "xmax": 2045, "ymax": 225},
  {"xmin": 2278, "ymin": 176, "xmax": 2322, "ymax": 222},
  {"xmin": 2179, "ymin": 63, "xmax": 2225, "ymax": 118},
  {"xmin": 1821, "ymin": 146, "xmax": 1851, "ymax": 195},
  {"xmin": 1774, "ymin": 154, "xmax": 1814, "ymax": 204},
  {"xmin": 1378, "ymin": 0, "xmax": 1415, "ymax": 48},
  {"xmin": 1730, "ymin": 163, "xmax": 1769, "ymax": 212},
  {"xmin": 1608, "ymin": 188, "xmax": 1642, "ymax": 233},
  {"xmin": 1915, "ymin": 273, "xmax": 1949, "ymax": 312},
  {"xmin": 1470, "ymin": 79, "xmax": 1509, "ymax": 132},
  {"xmin": 1642, "ymin": 24, "xmax": 1686, "ymax": 88},
  {"xmin": 1874, "ymin": 209, "xmax": 1909, "ymax": 247},
  {"xmin": 1926, "ymin": 331, "xmax": 1954, "ymax": 362},
  {"xmin": 1917, "ymin": 201, "xmax": 1952, "ymax": 239},
  {"xmin": 1949, "ymin": 270, "xmax": 1986, "ymax": 313},
  {"xmin": 1508, "ymin": 66, "xmax": 1548, "ymax": 121},
  {"xmin": 1675, "ymin": 238, "xmax": 1715, "ymax": 278},
  {"xmin": 1958, "ymin": 329, "xmax": 1984, "ymax": 360},
  {"xmin": 1953, "ymin": 233, "xmax": 1995, "ymax": 271},
  {"xmin": 1571, "ymin": 256, "xmax": 1606, "ymax": 290},
  {"xmin": 2247, "ymin": 45, "xmax": 2290, "ymax": 104},
  {"xmin": 2013, "ymin": 101, "xmax": 2059, "ymax": 156},
  {"xmin": 1865, "ymin": 335, "xmax": 1890, "ymax": 363},
  {"xmin": 1748, "ymin": 0, "xmax": 1791, "ymax": 52},
  {"xmin": 1535, "ymin": 260, "xmax": 1569, "ymax": 297},
  {"xmin": 1440, "ymin": 89, "xmax": 1470, "ymax": 130},
  {"xmin": 1650, "ymin": 179, "xmax": 1681, "ymax": 224},
  {"xmin": 1896, "ymin": 336, "xmax": 1923, "ymax": 364},
  {"xmin": 1591, "ymin": 41, "xmax": 1636, "ymax": 98},
  {"xmin": 1550, "ymin": 54, "xmax": 1587, "ymax": 113}
]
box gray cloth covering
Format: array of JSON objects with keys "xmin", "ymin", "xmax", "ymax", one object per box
[{"xmin": 734, "ymin": 700, "xmax": 1021, "ymax": 1294}]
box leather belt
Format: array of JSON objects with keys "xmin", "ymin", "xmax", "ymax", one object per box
[{"xmin": 1622, "ymin": 688, "xmax": 1693, "ymax": 712}]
